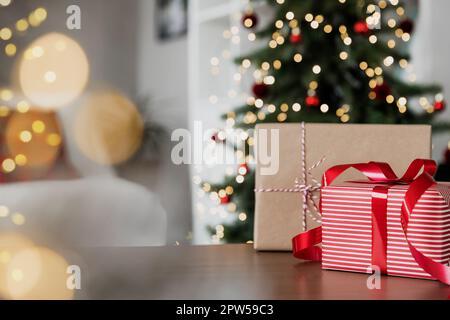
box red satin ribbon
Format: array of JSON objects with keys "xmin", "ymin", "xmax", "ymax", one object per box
[
  {"xmin": 292, "ymin": 159, "xmax": 450, "ymax": 285},
  {"xmin": 292, "ymin": 225, "xmax": 322, "ymax": 261},
  {"xmin": 371, "ymin": 186, "xmax": 389, "ymax": 274}
]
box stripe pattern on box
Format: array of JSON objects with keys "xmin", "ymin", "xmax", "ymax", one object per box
[{"xmin": 321, "ymin": 182, "xmax": 450, "ymax": 279}]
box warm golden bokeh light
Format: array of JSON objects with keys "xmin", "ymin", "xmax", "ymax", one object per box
[
  {"xmin": 2, "ymin": 247, "xmax": 73, "ymax": 300},
  {"xmin": 5, "ymin": 110, "xmax": 62, "ymax": 169},
  {"xmin": 0, "ymin": 233, "xmax": 35, "ymax": 299},
  {"xmin": 19, "ymin": 33, "xmax": 89, "ymax": 109},
  {"xmin": 17, "ymin": 100, "xmax": 30, "ymax": 113},
  {"xmin": 0, "ymin": 233, "xmax": 74, "ymax": 300},
  {"xmin": 0, "ymin": 0, "xmax": 12, "ymax": 7},
  {"xmin": 0, "ymin": 27, "xmax": 12, "ymax": 40},
  {"xmin": 2, "ymin": 159, "xmax": 16, "ymax": 173},
  {"xmin": 5, "ymin": 43, "xmax": 16, "ymax": 56},
  {"xmin": 73, "ymin": 90, "xmax": 144, "ymax": 165},
  {"xmin": 0, "ymin": 88, "xmax": 13, "ymax": 101},
  {"xmin": 14, "ymin": 154, "xmax": 27, "ymax": 166},
  {"xmin": 16, "ymin": 19, "xmax": 29, "ymax": 32},
  {"xmin": 34, "ymin": 8, "xmax": 47, "ymax": 21},
  {"xmin": 11, "ymin": 212, "xmax": 26, "ymax": 226}
]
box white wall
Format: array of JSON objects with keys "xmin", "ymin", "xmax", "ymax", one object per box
[
  {"xmin": 411, "ymin": 0, "xmax": 450, "ymax": 160},
  {"xmin": 133, "ymin": 0, "xmax": 192, "ymax": 243},
  {"xmin": 42, "ymin": 0, "xmax": 140, "ymax": 178}
]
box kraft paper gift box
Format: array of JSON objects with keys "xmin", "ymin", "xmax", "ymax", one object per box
[{"xmin": 254, "ymin": 123, "xmax": 431, "ymax": 251}]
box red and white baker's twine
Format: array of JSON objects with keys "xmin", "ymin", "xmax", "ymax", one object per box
[{"xmin": 255, "ymin": 122, "xmax": 324, "ymax": 229}]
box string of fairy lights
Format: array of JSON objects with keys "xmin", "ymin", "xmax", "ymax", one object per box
[
  {"xmin": 193, "ymin": 0, "xmax": 446, "ymax": 244},
  {"xmin": 0, "ymin": 2, "xmax": 50, "ymax": 229},
  {"xmin": 0, "ymin": 4, "xmax": 47, "ymax": 57},
  {"xmin": 0, "ymin": 5, "xmax": 33, "ymax": 297},
  {"xmin": 0, "ymin": 5, "xmax": 57, "ymax": 176}
]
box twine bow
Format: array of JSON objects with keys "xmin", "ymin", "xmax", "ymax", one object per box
[{"xmin": 255, "ymin": 122, "xmax": 325, "ymax": 230}]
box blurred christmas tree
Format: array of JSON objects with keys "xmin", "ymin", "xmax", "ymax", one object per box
[{"xmin": 205, "ymin": 0, "xmax": 447, "ymax": 243}]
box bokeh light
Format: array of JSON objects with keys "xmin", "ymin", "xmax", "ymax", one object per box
[
  {"xmin": 2, "ymin": 247, "xmax": 73, "ymax": 300},
  {"xmin": 73, "ymin": 90, "xmax": 144, "ymax": 165},
  {"xmin": 5, "ymin": 110, "xmax": 62, "ymax": 170},
  {"xmin": 0, "ymin": 0, "xmax": 12, "ymax": 7},
  {"xmin": 19, "ymin": 32, "xmax": 89, "ymax": 109},
  {"xmin": 0, "ymin": 233, "xmax": 34, "ymax": 298}
]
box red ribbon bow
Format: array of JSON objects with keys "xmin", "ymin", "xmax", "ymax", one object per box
[{"xmin": 292, "ymin": 159, "xmax": 450, "ymax": 285}]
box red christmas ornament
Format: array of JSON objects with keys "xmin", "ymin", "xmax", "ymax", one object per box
[
  {"xmin": 238, "ymin": 163, "xmax": 249, "ymax": 176},
  {"xmin": 373, "ymin": 83, "xmax": 391, "ymax": 100},
  {"xmin": 252, "ymin": 83, "xmax": 269, "ymax": 99},
  {"xmin": 353, "ymin": 21, "xmax": 369, "ymax": 34},
  {"xmin": 434, "ymin": 100, "xmax": 446, "ymax": 111},
  {"xmin": 399, "ymin": 19, "xmax": 414, "ymax": 34},
  {"xmin": 289, "ymin": 33, "xmax": 303, "ymax": 44},
  {"xmin": 242, "ymin": 12, "xmax": 258, "ymax": 29},
  {"xmin": 305, "ymin": 95, "xmax": 320, "ymax": 107},
  {"xmin": 220, "ymin": 195, "xmax": 230, "ymax": 204}
]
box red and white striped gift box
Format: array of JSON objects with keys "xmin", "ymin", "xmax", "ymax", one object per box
[{"xmin": 321, "ymin": 182, "xmax": 450, "ymax": 280}]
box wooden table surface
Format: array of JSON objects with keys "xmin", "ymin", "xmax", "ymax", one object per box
[{"xmin": 72, "ymin": 244, "xmax": 450, "ymax": 299}]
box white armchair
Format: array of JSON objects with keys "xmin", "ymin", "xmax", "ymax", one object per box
[
  {"xmin": 0, "ymin": 103, "xmax": 167, "ymax": 247},
  {"xmin": 0, "ymin": 177, "xmax": 166, "ymax": 247}
]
